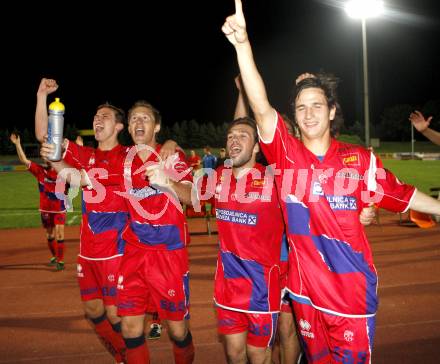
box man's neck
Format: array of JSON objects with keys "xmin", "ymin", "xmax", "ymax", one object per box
[
  {"xmin": 98, "ymin": 138, "xmax": 119, "ymax": 151},
  {"xmin": 303, "ymin": 137, "xmax": 331, "ymax": 157},
  {"xmin": 232, "ymin": 160, "xmax": 256, "ymax": 179}
]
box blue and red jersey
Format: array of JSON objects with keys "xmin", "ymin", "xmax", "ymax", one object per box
[
  {"xmin": 259, "ymin": 112, "xmax": 416, "ymax": 317},
  {"xmin": 64, "ymin": 141, "xmax": 128, "ymax": 259},
  {"xmin": 119, "ymin": 145, "xmax": 192, "ymax": 251},
  {"xmin": 212, "ymin": 163, "xmax": 284, "ymax": 313},
  {"xmin": 28, "ymin": 161, "xmax": 66, "ymax": 213}
]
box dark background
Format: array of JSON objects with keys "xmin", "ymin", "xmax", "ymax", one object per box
[{"xmin": 4, "ymin": 0, "xmax": 440, "ymax": 138}]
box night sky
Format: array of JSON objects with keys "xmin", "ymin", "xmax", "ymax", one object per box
[{"xmin": 6, "ymin": 0, "xmax": 440, "ymax": 137}]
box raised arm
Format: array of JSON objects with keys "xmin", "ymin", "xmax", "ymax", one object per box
[
  {"xmin": 222, "ymin": 0, "xmax": 275, "ymax": 140},
  {"xmin": 35, "ymin": 78, "xmax": 58, "ymax": 142},
  {"xmin": 10, "ymin": 133, "xmax": 31, "ymax": 166},
  {"xmin": 409, "ymin": 110, "xmax": 440, "ymax": 146},
  {"xmin": 233, "ymin": 75, "xmax": 250, "ymax": 119}
]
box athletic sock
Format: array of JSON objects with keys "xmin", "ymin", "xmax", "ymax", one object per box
[
  {"xmin": 89, "ymin": 313, "xmax": 126, "ymax": 363},
  {"xmin": 124, "ymin": 335, "xmax": 150, "ymax": 364},
  {"xmin": 56, "ymin": 239, "xmax": 65, "ymax": 262},
  {"xmin": 172, "ymin": 330, "xmax": 195, "ymax": 364},
  {"xmin": 47, "ymin": 237, "xmax": 56, "ymax": 257}
]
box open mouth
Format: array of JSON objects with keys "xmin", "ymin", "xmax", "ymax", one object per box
[
  {"xmin": 94, "ymin": 124, "xmax": 104, "ymax": 133},
  {"xmin": 135, "ymin": 128, "xmax": 145, "ymax": 137},
  {"xmin": 228, "ymin": 146, "xmax": 241, "ymax": 158}
]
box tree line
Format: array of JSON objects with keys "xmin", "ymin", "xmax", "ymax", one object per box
[{"xmin": 1, "ymin": 98, "xmax": 439, "ymax": 156}]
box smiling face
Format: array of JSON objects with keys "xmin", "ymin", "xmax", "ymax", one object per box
[
  {"xmin": 226, "ymin": 122, "xmax": 259, "ymax": 170},
  {"xmin": 93, "ymin": 106, "xmax": 123, "ymax": 143},
  {"xmin": 128, "ymin": 105, "xmax": 160, "ymax": 146},
  {"xmin": 294, "ymin": 87, "xmax": 336, "ymax": 144}
]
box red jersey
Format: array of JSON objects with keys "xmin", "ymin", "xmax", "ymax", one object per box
[
  {"xmin": 120, "ymin": 145, "xmax": 192, "ymax": 251},
  {"xmin": 28, "ymin": 162, "xmax": 66, "ymax": 213},
  {"xmin": 64, "ymin": 141, "xmax": 129, "ymax": 259},
  {"xmin": 213, "ymin": 163, "xmax": 284, "ymax": 313},
  {"xmin": 187, "ymin": 154, "xmax": 201, "ymax": 170},
  {"xmin": 259, "ymin": 112, "xmax": 416, "ymax": 317}
]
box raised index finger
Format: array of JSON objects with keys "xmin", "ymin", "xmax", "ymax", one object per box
[{"xmin": 235, "ymin": 0, "xmax": 243, "ymax": 17}]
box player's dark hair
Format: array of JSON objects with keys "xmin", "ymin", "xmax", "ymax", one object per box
[
  {"xmin": 289, "ymin": 72, "xmax": 344, "ymax": 138},
  {"xmin": 227, "ymin": 117, "xmax": 258, "ymax": 144}
]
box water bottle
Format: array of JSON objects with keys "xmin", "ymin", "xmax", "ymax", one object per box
[{"xmin": 47, "ymin": 97, "xmax": 65, "ymax": 161}]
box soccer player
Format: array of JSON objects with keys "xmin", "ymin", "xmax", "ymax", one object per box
[
  {"xmin": 115, "ymin": 100, "xmax": 194, "ymax": 364},
  {"xmin": 232, "ymin": 75, "xmax": 375, "ymax": 364},
  {"xmin": 10, "ymin": 133, "xmax": 67, "ymax": 270},
  {"xmin": 232, "ymin": 76, "xmax": 303, "ymax": 364},
  {"xmin": 187, "ymin": 150, "xmax": 202, "ymax": 176},
  {"xmin": 36, "ymin": 78, "xmax": 128, "ymax": 363},
  {"xmin": 222, "ymin": 1, "xmax": 440, "ymax": 362},
  {"xmin": 209, "ymin": 116, "xmax": 285, "ymax": 364}
]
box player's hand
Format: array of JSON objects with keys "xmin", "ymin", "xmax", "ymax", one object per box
[
  {"xmin": 146, "ymin": 162, "xmax": 172, "ymax": 189},
  {"xmin": 160, "ymin": 140, "xmax": 178, "ymax": 161},
  {"xmin": 9, "ymin": 133, "xmax": 19, "ymax": 145},
  {"xmin": 75, "ymin": 135, "xmax": 84, "ymax": 146},
  {"xmin": 37, "ymin": 78, "xmax": 58, "ymax": 97},
  {"xmin": 409, "ymin": 110, "xmax": 432, "ymax": 133},
  {"xmin": 295, "ymin": 72, "xmax": 316, "ymax": 85},
  {"xmin": 222, "ymin": 0, "xmax": 248, "ymax": 46},
  {"xmin": 40, "ymin": 141, "xmax": 55, "ymax": 161},
  {"xmin": 359, "ymin": 204, "xmax": 376, "ymax": 226}
]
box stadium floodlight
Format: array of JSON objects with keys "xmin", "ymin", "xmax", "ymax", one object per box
[{"xmin": 345, "ymin": 0, "xmax": 384, "ymax": 147}]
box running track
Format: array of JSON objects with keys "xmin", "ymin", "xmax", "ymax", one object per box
[{"xmin": 0, "ymin": 211, "xmax": 439, "ymax": 363}]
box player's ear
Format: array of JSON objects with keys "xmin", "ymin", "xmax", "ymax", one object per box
[
  {"xmin": 115, "ymin": 121, "xmax": 124, "ymax": 133},
  {"xmin": 253, "ymin": 142, "xmax": 260, "ymax": 154},
  {"xmin": 329, "ymin": 105, "xmax": 336, "ymax": 121}
]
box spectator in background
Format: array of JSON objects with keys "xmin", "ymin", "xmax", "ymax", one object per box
[
  {"xmin": 409, "ymin": 110, "xmax": 440, "ymax": 146},
  {"xmin": 216, "ymin": 147, "xmax": 227, "ymax": 168},
  {"xmin": 202, "ymin": 146, "xmax": 217, "ymax": 175},
  {"xmin": 187, "ymin": 149, "xmax": 202, "ymax": 176},
  {"xmin": 10, "ymin": 132, "xmax": 68, "ymax": 271}
]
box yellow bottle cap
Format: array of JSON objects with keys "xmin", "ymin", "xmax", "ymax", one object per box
[{"xmin": 49, "ymin": 97, "xmax": 65, "ymax": 112}]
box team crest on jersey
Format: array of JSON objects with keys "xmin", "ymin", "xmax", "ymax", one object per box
[
  {"xmin": 342, "ymin": 154, "xmax": 360, "ymax": 166},
  {"xmin": 108, "ymin": 274, "xmax": 115, "ymax": 282},
  {"xmin": 318, "ymin": 173, "xmax": 328, "ymax": 185},
  {"xmin": 312, "ymin": 181, "xmax": 324, "ymax": 196},
  {"xmin": 344, "ymin": 330, "xmax": 354, "ymax": 342},
  {"xmin": 88, "ymin": 155, "xmax": 95, "ymax": 166}
]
